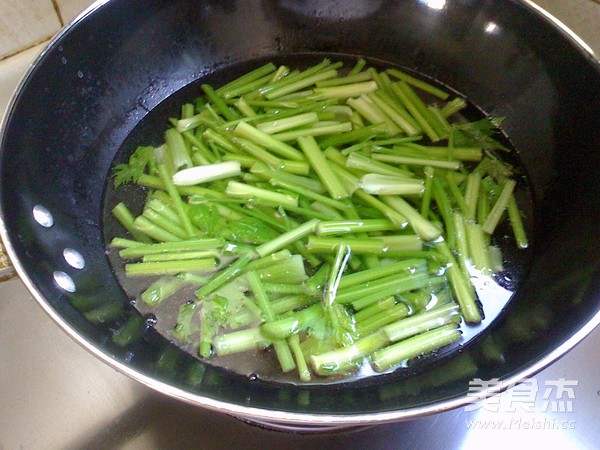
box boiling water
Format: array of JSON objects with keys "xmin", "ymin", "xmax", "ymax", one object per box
[{"xmin": 102, "ymin": 55, "xmax": 534, "ymax": 384}]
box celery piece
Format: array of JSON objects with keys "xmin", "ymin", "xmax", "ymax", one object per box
[
  {"xmin": 216, "ymin": 62, "xmax": 277, "ymax": 97},
  {"xmin": 141, "ymin": 275, "xmax": 189, "ymax": 306},
  {"xmin": 380, "ymin": 195, "xmax": 441, "ymax": 241},
  {"xmin": 356, "ymin": 303, "xmax": 409, "ymax": 336},
  {"xmin": 213, "ymin": 327, "xmax": 271, "ymax": 356},
  {"xmin": 172, "ymin": 301, "xmax": 199, "ymax": 344},
  {"xmin": 265, "ymin": 69, "xmax": 338, "ymax": 100},
  {"xmin": 371, "ymin": 153, "xmax": 461, "ymax": 170},
  {"xmin": 233, "ymin": 121, "xmax": 304, "ymax": 161},
  {"xmin": 386, "ymin": 69, "xmax": 450, "ymax": 100},
  {"xmin": 201, "ymin": 84, "xmax": 239, "ymax": 121},
  {"xmin": 372, "ymin": 324, "xmax": 461, "ymax": 372},
  {"xmin": 359, "ymin": 173, "xmax": 425, "ymax": 196},
  {"xmin": 353, "ymin": 296, "xmax": 396, "ymax": 323},
  {"xmin": 390, "ymin": 81, "xmax": 439, "ymax": 142},
  {"xmin": 247, "ymin": 271, "xmax": 296, "ymax": 372},
  {"xmin": 297, "ymin": 135, "xmax": 348, "ymax": 200},
  {"xmin": 225, "ymin": 180, "xmax": 298, "ymax": 208},
  {"xmin": 507, "ymin": 195, "xmax": 529, "ymax": 249},
  {"xmin": 436, "ymin": 241, "xmax": 481, "ymax": 324},
  {"xmin": 165, "ymin": 128, "xmax": 193, "ymax": 170},
  {"xmin": 310, "ymin": 330, "xmax": 390, "ymax": 376},
  {"xmin": 254, "ymin": 218, "xmax": 319, "ymax": 258},
  {"xmin": 482, "ymin": 179, "xmax": 516, "ymax": 235},
  {"xmin": 465, "ymin": 222, "xmax": 492, "ymax": 274},
  {"xmin": 256, "ymin": 112, "xmax": 319, "ymax": 134},
  {"xmin": 111, "ymin": 202, "xmax": 151, "ymax": 243},
  {"xmin": 119, "ymin": 239, "xmax": 222, "ymax": 259},
  {"xmin": 172, "ymin": 161, "xmax": 241, "ymax": 186},
  {"xmin": 316, "ymin": 219, "xmax": 396, "ymax": 236},
  {"xmin": 133, "ymin": 216, "xmax": 182, "ymax": 243},
  {"xmin": 346, "ymin": 152, "xmax": 414, "ymax": 178},
  {"xmin": 313, "ymin": 81, "xmax": 378, "ymax": 99},
  {"xmin": 368, "ymin": 92, "xmax": 420, "ymax": 136},
  {"xmin": 383, "ymin": 303, "xmax": 460, "ymax": 342},
  {"xmin": 288, "ymin": 334, "xmax": 311, "ymax": 382},
  {"xmin": 125, "ymin": 259, "xmax": 216, "ymax": 277}
]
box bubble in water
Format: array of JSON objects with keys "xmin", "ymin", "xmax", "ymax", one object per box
[
  {"xmin": 77, "ymin": 70, "xmax": 84, "ymax": 79},
  {"xmin": 145, "ymin": 314, "xmax": 157, "ymax": 326},
  {"xmin": 248, "ymin": 373, "xmax": 258, "ymax": 381},
  {"xmin": 61, "ymin": 56, "xmax": 67, "ymax": 65},
  {"xmin": 33, "ymin": 205, "xmax": 53, "ymax": 227}
]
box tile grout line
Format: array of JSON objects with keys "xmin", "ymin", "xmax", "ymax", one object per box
[{"xmin": 51, "ymin": 0, "xmax": 65, "ymax": 26}]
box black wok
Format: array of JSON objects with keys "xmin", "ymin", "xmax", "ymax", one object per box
[{"xmin": 1, "ymin": 0, "xmax": 599, "ymax": 428}]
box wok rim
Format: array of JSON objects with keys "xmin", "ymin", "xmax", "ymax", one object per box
[{"xmin": 1, "ymin": 0, "xmax": 599, "ymax": 427}]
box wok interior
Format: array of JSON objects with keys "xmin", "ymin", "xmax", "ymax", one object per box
[{"xmin": 1, "ymin": 0, "xmax": 599, "ymax": 421}]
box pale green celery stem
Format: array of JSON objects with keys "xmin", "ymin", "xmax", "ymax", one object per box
[
  {"xmin": 213, "ymin": 327, "xmax": 271, "ymax": 356},
  {"xmin": 297, "ymin": 135, "xmax": 348, "ymax": 199},
  {"xmin": 234, "ymin": 137, "xmax": 283, "ymax": 167},
  {"xmin": 256, "ymin": 112, "xmax": 319, "ymax": 134},
  {"xmin": 265, "ymin": 69, "xmax": 338, "ymax": 99},
  {"xmin": 271, "ymin": 122, "xmax": 353, "ymax": 142},
  {"xmin": 354, "ymin": 190, "xmax": 408, "ymax": 228},
  {"xmin": 316, "ymin": 219, "xmax": 396, "ymax": 236},
  {"xmin": 201, "ymin": 84, "xmax": 239, "ymax": 121},
  {"xmin": 346, "ymin": 152, "xmax": 414, "ymax": 178},
  {"xmin": 464, "ymin": 172, "xmax": 482, "ymax": 221},
  {"xmin": 367, "ymin": 92, "xmax": 420, "ymax": 136},
  {"xmin": 436, "ymin": 241, "xmax": 482, "ymax": 324},
  {"xmin": 125, "ymin": 258, "xmax": 216, "ymax": 276},
  {"xmin": 374, "ymin": 90, "xmax": 421, "ymax": 133},
  {"xmin": 380, "ymin": 195, "xmax": 442, "ymax": 241},
  {"xmin": 359, "ymin": 173, "xmax": 425, "ymax": 196},
  {"xmin": 482, "ymin": 179, "xmax": 516, "ymax": 235},
  {"xmin": 356, "ymin": 303, "xmax": 409, "ymax": 336},
  {"xmin": 133, "ymin": 216, "xmax": 181, "ymax": 242},
  {"xmin": 310, "ymin": 330, "xmax": 390, "ymax": 376},
  {"xmin": 165, "ymin": 128, "xmax": 193, "ymax": 169},
  {"xmin": 251, "ymin": 162, "xmax": 325, "ymax": 193},
  {"xmin": 386, "ymin": 68, "xmax": 450, "ymax": 100},
  {"xmin": 233, "ymin": 121, "xmax": 305, "ymax": 161},
  {"xmin": 382, "ymin": 303, "xmax": 461, "ymax": 342},
  {"xmin": 254, "ymin": 218, "xmax": 320, "ymax": 258},
  {"xmin": 445, "ymin": 171, "xmax": 471, "ymax": 217},
  {"xmin": 142, "ymin": 208, "xmax": 189, "ymax": 240},
  {"xmin": 215, "ymin": 62, "xmax": 276, "ymax": 96},
  {"xmin": 347, "ymin": 95, "xmax": 401, "ymax": 135},
  {"xmin": 142, "ymin": 250, "xmax": 219, "ymax": 262},
  {"xmin": 119, "ymin": 238, "xmax": 222, "ymax": 258},
  {"xmin": 225, "ymin": 181, "xmax": 298, "ymax": 208},
  {"xmin": 339, "ymin": 258, "xmax": 426, "ymax": 290},
  {"xmin": 111, "ymin": 203, "xmax": 151, "ymax": 243},
  {"xmin": 390, "ymin": 82, "xmax": 439, "ymax": 142},
  {"xmin": 110, "ymin": 237, "xmax": 145, "ymax": 248},
  {"xmin": 353, "ymin": 296, "xmax": 396, "ymax": 322},
  {"xmin": 465, "ymin": 222, "xmax": 492, "ymax": 273},
  {"xmin": 141, "ymin": 276, "xmax": 188, "ymax": 306},
  {"xmin": 234, "ymin": 97, "xmax": 257, "ymax": 117},
  {"xmin": 371, "ymin": 153, "xmax": 461, "ymax": 170},
  {"xmin": 420, "ymin": 167, "xmax": 435, "ymax": 218},
  {"xmin": 432, "ymin": 177, "xmax": 456, "ymax": 249},
  {"xmin": 507, "ymin": 195, "xmax": 529, "ymax": 249},
  {"xmin": 313, "ymin": 81, "xmax": 378, "ymax": 99},
  {"xmin": 270, "ymin": 178, "xmax": 349, "ymax": 211},
  {"xmin": 315, "ymin": 70, "xmax": 372, "ymax": 87},
  {"xmin": 247, "ymin": 271, "xmax": 296, "ymax": 372},
  {"xmin": 288, "ymin": 334, "xmax": 311, "ymax": 382},
  {"xmin": 453, "ymin": 212, "xmax": 471, "ymax": 275},
  {"xmin": 348, "ymin": 57, "xmax": 367, "ymax": 76},
  {"xmin": 156, "ymin": 161, "xmax": 195, "ymax": 238},
  {"xmin": 440, "ymin": 98, "xmax": 467, "ymax": 118},
  {"xmin": 371, "ymin": 324, "xmax": 461, "ymax": 372}
]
